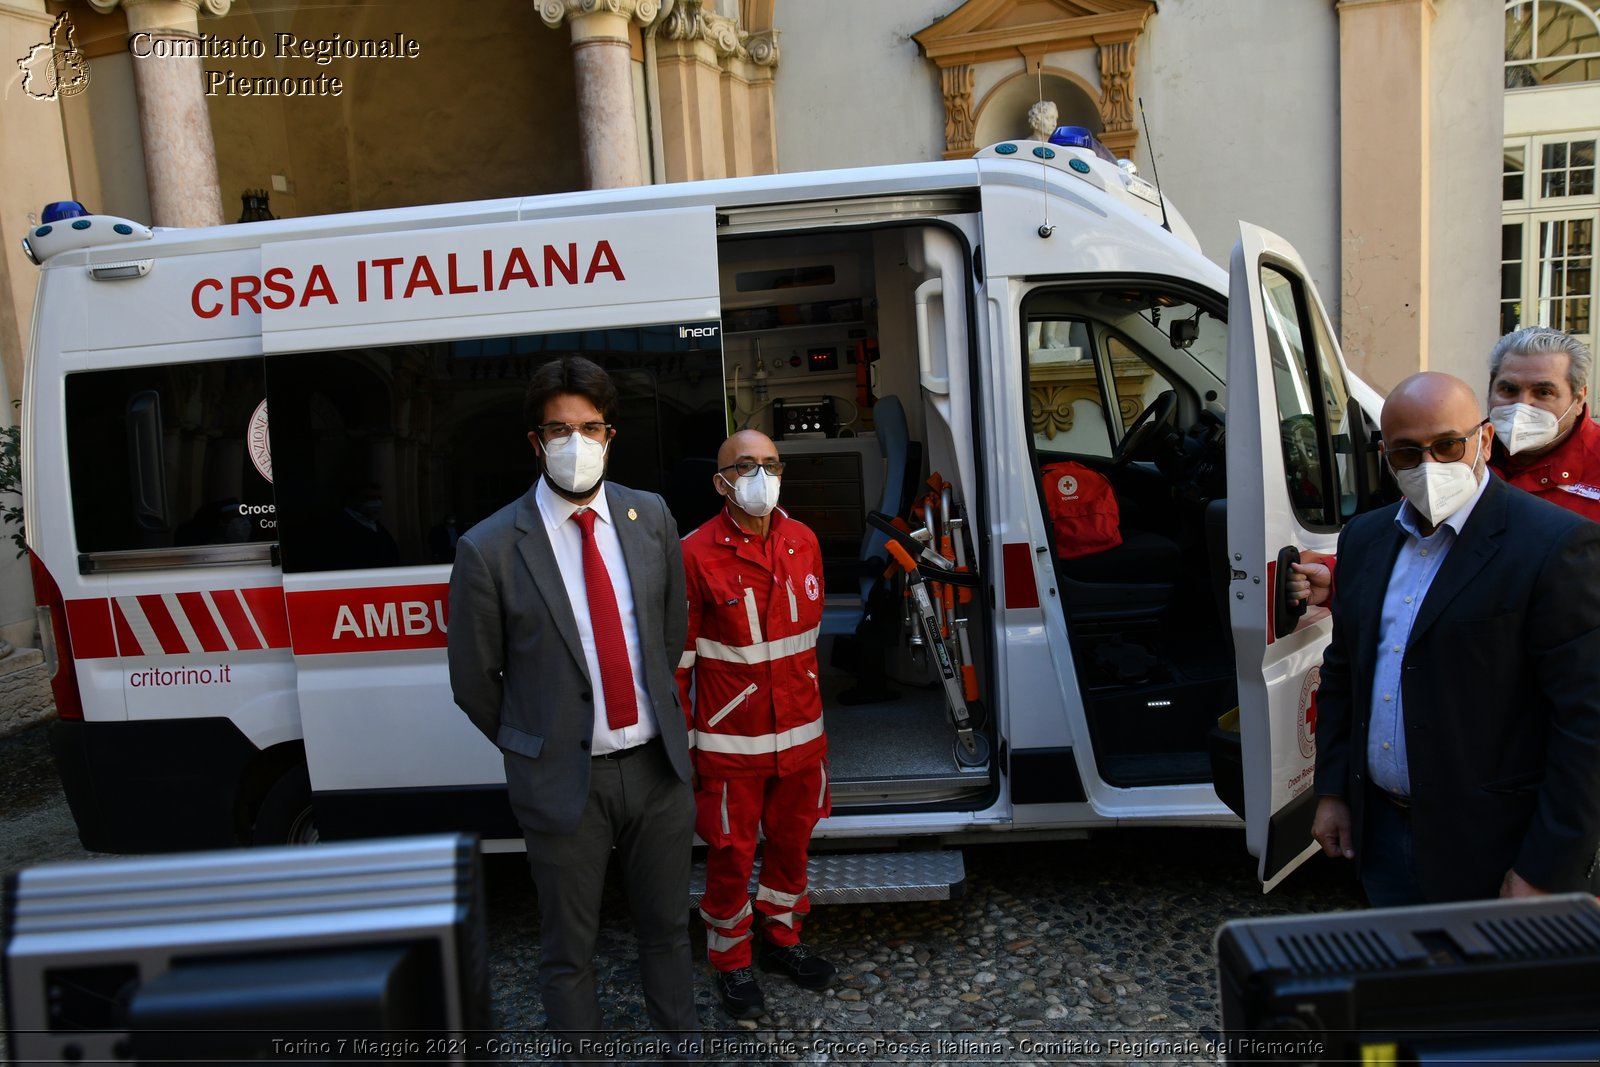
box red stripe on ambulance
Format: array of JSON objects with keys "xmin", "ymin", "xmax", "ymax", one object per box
[
  {"xmin": 241, "ymin": 586, "xmax": 292, "ymax": 648},
  {"xmin": 64, "ymin": 599, "xmax": 116, "ymax": 659},
  {"xmin": 70, "ymin": 588, "xmax": 290, "ymax": 657},
  {"xmin": 136, "ymin": 594, "xmax": 187, "ymax": 654},
  {"xmin": 175, "ymin": 591, "xmax": 228, "ymax": 650},
  {"xmin": 210, "ymin": 590, "xmax": 264, "ymax": 651},
  {"xmin": 286, "ymin": 584, "xmax": 449, "ymax": 654}
]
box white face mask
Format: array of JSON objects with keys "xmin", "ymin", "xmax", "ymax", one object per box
[
  {"xmin": 543, "ymin": 432, "xmax": 608, "ymax": 495},
  {"xmin": 1489, "ymin": 399, "xmax": 1578, "ymax": 455},
  {"xmin": 1392, "ymin": 435, "xmax": 1483, "ymax": 527},
  {"xmin": 721, "ymin": 468, "xmax": 781, "ymax": 518}
]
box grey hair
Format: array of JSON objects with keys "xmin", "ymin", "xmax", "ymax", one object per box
[{"xmin": 1488, "ymin": 326, "xmax": 1592, "ymax": 397}]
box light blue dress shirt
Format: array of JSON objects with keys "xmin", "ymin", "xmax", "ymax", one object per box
[{"xmin": 1366, "ymin": 470, "xmax": 1491, "ymax": 798}]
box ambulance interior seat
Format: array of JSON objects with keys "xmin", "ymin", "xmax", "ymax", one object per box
[
  {"xmin": 1054, "ymin": 392, "xmax": 1185, "ymax": 625},
  {"xmin": 820, "ymin": 393, "xmax": 917, "ymax": 637},
  {"xmin": 1056, "ymin": 531, "xmax": 1182, "ymax": 624}
]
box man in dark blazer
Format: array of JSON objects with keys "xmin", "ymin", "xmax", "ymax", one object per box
[
  {"xmin": 448, "ymin": 356, "xmax": 699, "ymax": 1050},
  {"xmin": 1312, "ymin": 371, "xmax": 1600, "ymax": 906}
]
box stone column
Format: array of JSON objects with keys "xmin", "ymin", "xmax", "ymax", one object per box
[
  {"xmin": 656, "ymin": 4, "xmax": 728, "ymax": 182},
  {"xmin": 538, "ymin": 0, "xmax": 661, "ymax": 189},
  {"xmin": 743, "ymin": 30, "xmax": 779, "ymax": 175},
  {"xmin": 91, "ymin": 0, "xmax": 229, "ymax": 228},
  {"xmin": 654, "ymin": 4, "xmax": 778, "ymax": 182},
  {"xmin": 1336, "ymin": 0, "xmax": 1432, "ymax": 390}
]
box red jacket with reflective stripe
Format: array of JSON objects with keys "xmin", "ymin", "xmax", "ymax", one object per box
[
  {"xmin": 677, "ymin": 508, "xmax": 826, "ymax": 778},
  {"xmin": 1492, "ymin": 408, "xmax": 1600, "ymax": 524}
]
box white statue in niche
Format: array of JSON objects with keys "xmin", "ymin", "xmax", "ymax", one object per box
[{"xmin": 1027, "ymin": 99, "xmax": 1058, "ymax": 143}]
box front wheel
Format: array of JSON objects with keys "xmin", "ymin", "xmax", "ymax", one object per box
[{"xmin": 251, "ymin": 763, "xmax": 320, "ymax": 845}]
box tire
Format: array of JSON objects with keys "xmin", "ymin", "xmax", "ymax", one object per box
[{"xmin": 251, "ymin": 763, "xmax": 320, "ymax": 845}]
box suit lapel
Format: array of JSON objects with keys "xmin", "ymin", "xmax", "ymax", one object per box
[
  {"xmin": 610, "ymin": 488, "xmax": 657, "ymax": 643},
  {"xmin": 1408, "ymin": 476, "xmax": 1508, "ymax": 645},
  {"xmin": 513, "ymin": 487, "xmax": 591, "ymax": 684}
]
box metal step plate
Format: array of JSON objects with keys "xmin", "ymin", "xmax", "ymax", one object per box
[{"xmin": 689, "ymin": 849, "xmax": 964, "ymax": 907}]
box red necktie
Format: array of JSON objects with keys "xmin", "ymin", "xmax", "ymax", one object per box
[{"xmin": 574, "ymin": 508, "xmax": 639, "ymax": 730}]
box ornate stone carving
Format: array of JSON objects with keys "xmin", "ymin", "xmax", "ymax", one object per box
[
  {"xmin": 916, "ymin": 1, "xmax": 1155, "ymax": 159},
  {"xmin": 1028, "ymin": 357, "xmax": 1153, "ymax": 440},
  {"xmin": 746, "ymin": 29, "xmax": 780, "ymax": 66},
  {"xmin": 88, "ymin": 0, "xmax": 234, "ymax": 20},
  {"xmin": 1097, "ymin": 39, "xmax": 1137, "ymax": 135},
  {"xmin": 941, "ymin": 64, "xmax": 976, "ymax": 154},
  {"xmin": 537, "ymin": 0, "xmax": 660, "ymax": 31},
  {"xmin": 661, "ymin": 3, "xmax": 775, "ymax": 64}
]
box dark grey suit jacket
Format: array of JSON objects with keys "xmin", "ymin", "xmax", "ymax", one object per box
[
  {"xmin": 447, "ymin": 481, "xmax": 691, "ymax": 835},
  {"xmin": 1314, "ymin": 474, "xmax": 1600, "ymax": 899}
]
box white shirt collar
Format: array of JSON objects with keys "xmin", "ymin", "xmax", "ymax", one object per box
[{"xmin": 535, "ymin": 478, "xmax": 612, "ymax": 534}]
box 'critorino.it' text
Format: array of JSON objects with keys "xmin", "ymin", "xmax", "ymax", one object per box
[{"xmin": 130, "ymin": 31, "xmax": 421, "ymax": 98}]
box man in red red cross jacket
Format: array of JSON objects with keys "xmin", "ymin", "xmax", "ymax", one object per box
[{"xmin": 677, "ymin": 429, "xmax": 838, "ymax": 1020}]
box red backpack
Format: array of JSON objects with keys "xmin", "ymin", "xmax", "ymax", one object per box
[{"xmin": 1040, "ymin": 461, "xmax": 1122, "ymax": 559}]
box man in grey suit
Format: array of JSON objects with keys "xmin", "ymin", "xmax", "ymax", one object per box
[{"xmin": 448, "ymin": 356, "xmax": 699, "ymax": 1052}]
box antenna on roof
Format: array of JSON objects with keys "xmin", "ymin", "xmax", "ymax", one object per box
[
  {"xmin": 1137, "ymin": 96, "xmax": 1171, "ymax": 234},
  {"xmin": 1036, "ymin": 61, "xmax": 1054, "ymax": 238}
]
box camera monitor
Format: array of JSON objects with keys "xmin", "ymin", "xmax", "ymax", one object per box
[
  {"xmin": 1217, "ymin": 893, "xmax": 1600, "ymax": 1064},
  {"xmin": 3, "ymin": 834, "xmax": 488, "ymax": 1064}
]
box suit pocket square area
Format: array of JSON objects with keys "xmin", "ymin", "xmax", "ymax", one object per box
[{"xmin": 497, "ymin": 723, "xmax": 545, "ymax": 759}]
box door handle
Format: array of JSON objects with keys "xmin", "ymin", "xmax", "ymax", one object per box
[{"xmin": 1274, "ymin": 545, "xmax": 1307, "ymax": 639}]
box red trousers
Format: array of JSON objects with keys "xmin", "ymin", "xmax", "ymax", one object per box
[{"xmin": 694, "ymin": 761, "xmax": 830, "ymax": 971}]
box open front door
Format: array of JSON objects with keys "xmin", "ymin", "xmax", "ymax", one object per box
[{"xmin": 1226, "ymin": 223, "xmax": 1366, "ymax": 888}]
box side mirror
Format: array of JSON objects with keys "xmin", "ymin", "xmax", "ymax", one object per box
[{"xmin": 1169, "ymin": 316, "xmax": 1199, "ymax": 350}]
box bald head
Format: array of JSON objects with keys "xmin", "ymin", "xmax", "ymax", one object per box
[
  {"xmin": 717, "ymin": 430, "xmax": 779, "ymax": 471},
  {"xmin": 1382, "ymin": 371, "xmax": 1491, "ymax": 470},
  {"xmin": 714, "ymin": 429, "xmax": 782, "ymax": 528}
]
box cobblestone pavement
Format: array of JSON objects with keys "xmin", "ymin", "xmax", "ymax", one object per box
[{"xmin": 1, "ymin": 723, "xmax": 1366, "ymax": 1064}]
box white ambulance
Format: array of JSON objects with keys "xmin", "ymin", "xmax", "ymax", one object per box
[{"xmin": 22, "ymin": 131, "xmax": 1388, "ymax": 893}]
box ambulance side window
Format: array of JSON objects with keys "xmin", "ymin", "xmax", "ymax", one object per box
[
  {"xmin": 65, "ymin": 360, "xmax": 276, "ymax": 555},
  {"xmin": 1025, "ymin": 317, "xmax": 1115, "ymax": 457},
  {"xmin": 1259, "ymin": 265, "xmax": 1349, "ymax": 531},
  {"xmin": 264, "ymin": 325, "xmax": 727, "ymax": 573}
]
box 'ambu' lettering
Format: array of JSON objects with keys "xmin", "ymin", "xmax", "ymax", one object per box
[{"xmin": 331, "ymin": 600, "xmax": 448, "ymax": 640}]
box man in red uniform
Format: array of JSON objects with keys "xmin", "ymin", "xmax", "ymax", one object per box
[
  {"xmin": 1290, "ymin": 327, "xmax": 1598, "ymax": 608},
  {"xmin": 1485, "ymin": 326, "xmax": 1600, "ymax": 520},
  {"xmin": 677, "ymin": 429, "xmax": 838, "ymax": 1020}
]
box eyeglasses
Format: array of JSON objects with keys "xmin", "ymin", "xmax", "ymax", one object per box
[
  {"xmin": 719, "ymin": 460, "xmax": 786, "ymax": 478},
  {"xmin": 1383, "ymin": 419, "xmax": 1489, "ymax": 471},
  {"xmin": 538, "ymin": 421, "xmax": 611, "ymax": 443}
]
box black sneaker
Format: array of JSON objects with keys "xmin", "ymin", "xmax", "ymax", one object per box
[
  {"xmin": 757, "ymin": 940, "xmax": 838, "ymax": 990},
  {"xmin": 714, "ymin": 966, "xmax": 765, "ymax": 1019}
]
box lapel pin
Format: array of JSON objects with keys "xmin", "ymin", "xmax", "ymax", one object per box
[{"xmin": 627, "ymin": 508, "xmax": 638, "ymax": 521}]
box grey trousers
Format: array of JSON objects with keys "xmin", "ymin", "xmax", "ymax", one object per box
[{"xmin": 520, "ymin": 739, "xmax": 700, "ymax": 1045}]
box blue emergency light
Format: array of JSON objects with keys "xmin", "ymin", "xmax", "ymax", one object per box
[
  {"xmin": 1048, "ymin": 126, "xmax": 1118, "ymax": 163},
  {"xmin": 41, "ymin": 200, "xmax": 89, "ymax": 223}
]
